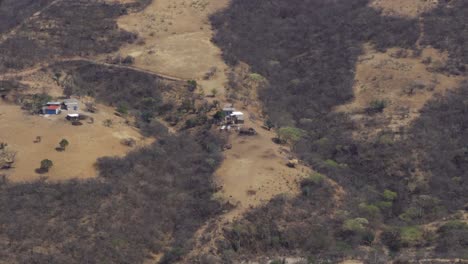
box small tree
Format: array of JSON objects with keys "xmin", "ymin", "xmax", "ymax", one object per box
[
  {"xmin": 277, "ymin": 126, "xmax": 306, "ymax": 146},
  {"xmin": 367, "ymin": 99, "xmax": 387, "ymax": 113},
  {"xmin": 59, "ymin": 139, "xmax": 69, "ymax": 151},
  {"xmin": 264, "ymin": 118, "xmax": 274, "ymax": 130},
  {"xmin": 187, "ymin": 80, "xmax": 197, "ymax": 91},
  {"xmin": 40, "ymin": 159, "xmax": 53, "ymax": 172},
  {"xmin": 211, "ymin": 88, "xmax": 218, "ymax": 97},
  {"xmin": 116, "ymin": 104, "xmax": 128, "ymax": 115}
]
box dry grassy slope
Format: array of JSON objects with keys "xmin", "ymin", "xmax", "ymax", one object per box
[
  {"xmin": 117, "ymin": 0, "xmax": 229, "ymax": 96},
  {"xmin": 334, "ymin": 0, "xmax": 464, "ymax": 140},
  {"xmin": 336, "ymin": 45, "xmax": 463, "ymax": 140}
]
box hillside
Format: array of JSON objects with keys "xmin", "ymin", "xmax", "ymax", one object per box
[
  {"xmin": 0, "ymin": 0, "xmax": 467, "ymax": 263},
  {"xmin": 210, "ymin": 0, "xmax": 468, "ymax": 262}
]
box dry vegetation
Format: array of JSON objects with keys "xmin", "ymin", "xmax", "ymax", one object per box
[
  {"xmin": 336, "ymin": 45, "xmax": 463, "ymax": 140},
  {"xmin": 370, "ymin": 0, "xmax": 439, "ymax": 17},
  {"xmin": 0, "ymin": 0, "xmax": 467, "ymax": 263},
  {"xmin": 116, "ymin": 0, "xmax": 230, "ymax": 96},
  {"xmin": 209, "ymin": 0, "xmax": 468, "ymax": 262}
]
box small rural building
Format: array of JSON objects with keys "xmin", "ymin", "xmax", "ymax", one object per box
[
  {"xmin": 43, "ymin": 102, "xmax": 62, "ymax": 115},
  {"xmin": 223, "ymin": 103, "xmax": 236, "ymax": 115},
  {"xmin": 230, "ymin": 111, "xmax": 245, "ymax": 124},
  {"xmin": 62, "ymin": 98, "xmax": 79, "ymax": 111}
]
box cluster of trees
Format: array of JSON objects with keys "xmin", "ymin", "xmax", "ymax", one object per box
[
  {"xmin": 0, "ymin": 0, "xmax": 53, "ymax": 34},
  {"xmin": 422, "ymin": 0, "xmax": 468, "ymax": 75},
  {"xmin": 211, "ymin": 0, "xmax": 468, "ymax": 261},
  {"xmin": 52, "ymin": 60, "xmax": 216, "ymax": 134}
]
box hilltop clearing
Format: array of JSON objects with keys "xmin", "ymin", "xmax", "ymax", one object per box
[{"xmin": 0, "ymin": 101, "xmax": 151, "ymax": 182}]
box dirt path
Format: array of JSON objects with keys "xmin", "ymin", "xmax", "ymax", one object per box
[{"xmin": 0, "ymin": 57, "xmax": 184, "ymax": 82}]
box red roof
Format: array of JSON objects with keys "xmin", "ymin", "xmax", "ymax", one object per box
[{"xmin": 47, "ymin": 105, "xmax": 60, "ymax": 110}]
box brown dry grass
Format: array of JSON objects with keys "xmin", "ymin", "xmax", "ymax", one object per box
[
  {"xmin": 335, "ymin": 44, "xmax": 463, "ymax": 140},
  {"xmin": 0, "ymin": 101, "xmax": 152, "ymax": 182},
  {"xmin": 116, "ymin": 0, "xmax": 229, "ymax": 96},
  {"xmin": 370, "ymin": 0, "xmax": 439, "ymax": 18}
]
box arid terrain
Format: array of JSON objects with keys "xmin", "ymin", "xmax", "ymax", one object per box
[
  {"xmin": 0, "ymin": 0, "xmax": 467, "ymax": 263},
  {"xmin": 0, "ymin": 101, "xmax": 150, "ymax": 181}
]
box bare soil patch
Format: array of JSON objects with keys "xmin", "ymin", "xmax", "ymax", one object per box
[
  {"xmin": 370, "ymin": 0, "xmax": 439, "ymax": 18},
  {"xmin": 215, "ymin": 115, "xmax": 309, "ymax": 220},
  {"xmin": 0, "ymin": 101, "xmax": 151, "ymax": 182}
]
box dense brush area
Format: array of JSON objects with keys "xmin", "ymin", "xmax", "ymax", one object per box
[
  {"xmin": 0, "ymin": 0, "xmax": 150, "ymax": 71},
  {"xmin": 211, "ymin": 0, "xmax": 468, "ymax": 261},
  {"xmin": 0, "ymin": 58, "xmax": 227, "ymax": 263},
  {"xmin": 0, "ymin": 1, "xmax": 225, "ymax": 262}
]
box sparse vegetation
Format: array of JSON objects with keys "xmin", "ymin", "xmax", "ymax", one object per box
[
  {"xmin": 39, "ymin": 159, "xmax": 53, "ymax": 172},
  {"xmin": 102, "ymin": 119, "xmax": 113, "ymax": 127},
  {"xmin": 0, "ymin": 143, "xmax": 16, "ymax": 169},
  {"xmin": 367, "ymin": 99, "xmax": 387, "ymax": 114},
  {"xmin": 59, "ymin": 139, "xmax": 69, "ymax": 151},
  {"xmin": 187, "ymin": 80, "xmax": 198, "ymax": 92}
]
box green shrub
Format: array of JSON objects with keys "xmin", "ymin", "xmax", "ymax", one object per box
[
  {"xmin": 324, "ymin": 159, "xmax": 339, "ymax": 168},
  {"xmin": 358, "ymin": 203, "xmax": 381, "ymax": 220},
  {"xmin": 343, "ymin": 218, "xmax": 368, "ymax": 233},
  {"xmin": 264, "ymin": 118, "xmax": 274, "ymax": 130},
  {"xmin": 439, "ymin": 220, "xmax": 468, "ymax": 232},
  {"xmin": 59, "ymin": 139, "xmax": 69, "ymax": 151},
  {"xmin": 213, "ymin": 110, "xmax": 226, "ymax": 121},
  {"xmin": 375, "ymin": 201, "xmax": 393, "ymax": 210},
  {"xmin": 309, "ymin": 173, "xmax": 325, "ymax": 185},
  {"xmin": 22, "ymin": 93, "xmax": 52, "ymax": 114},
  {"xmin": 116, "ymin": 104, "xmax": 128, "ymax": 115},
  {"xmin": 40, "ymin": 159, "xmax": 53, "ymax": 172},
  {"xmin": 399, "ymin": 207, "xmax": 422, "ymax": 222},
  {"xmin": 277, "ymin": 126, "xmax": 306, "ymax": 145},
  {"xmin": 400, "ymin": 226, "xmax": 423, "ymax": 246},
  {"xmin": 383, "ymin": 189, "xmax": 398, "ymax": 201},
  {"xmin": 248, "ymin": 73, "xmax": 265, "ymax": 82},
  {"xmin": 187, "ymin": 80, "xmax": 197, "ymax": 91},
  {"xmin": 367, "ymin": 99, "xmax": 387, "ymax": 113}
]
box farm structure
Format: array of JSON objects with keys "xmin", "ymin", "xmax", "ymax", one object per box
[
  {"xmin": 222, "ymin": 104, "xmax": 245, "ymax": 125},
  {"xmin": 41, "ymin": 99, "xmax": 80, "ymax": 115},
  {"xmin": 62, "ymin": 99, "xmax": 79, "ymax": 111},
  {"xmin": 43, "ymin": 102, "xmax": 62, "ymax": 115}
]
